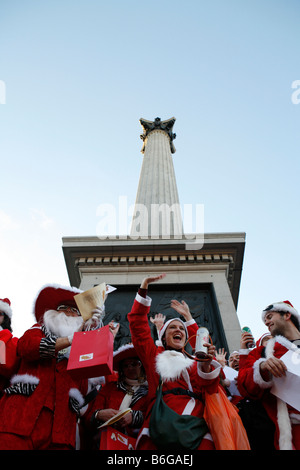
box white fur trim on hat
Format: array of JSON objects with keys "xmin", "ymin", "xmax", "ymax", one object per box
[
  {"xmin": 158, "ymin": 318, "xmax": 188, "ymax": 344},
  {"xmin": 262, "ymin": 301, "xmax": 299, "ymax": 323},
  {"xmin": 33, "ymin": 283, "xmax": 82, "ymax": 307},
  {"xmin": 113, "ymin": 343, "xmax": 135, "ymax": 358},
  {"xmin": 0, "ymin": 299, "xmax": 12, "ymax": 319}
]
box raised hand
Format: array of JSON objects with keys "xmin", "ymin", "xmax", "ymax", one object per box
[
  {"xmin": 140, "ymin": 273, "xmax": 166, "ymax": 289},
  {"xmin": 170, "ymin": 299, "xmax": 192, "ymax": 321}
]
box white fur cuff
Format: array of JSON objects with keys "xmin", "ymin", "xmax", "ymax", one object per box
[
  {"xmin": 253, "ymin": 358, "xmax": 273, "ymax": 388},
  {"xmin": 135, "ymin": 293, "xmax": 152, "ymax": 307},
  {"xmin": 10, "ymin": 374, "xmax": 40, "ymax": 386},
  {"xmin": 69, "ymin": 388, "xmax": 85, "ymax": 408},
  {"xmin": 239, "ymin": 348, "xmax": 250, "ymax": 355},
  {"xmin": 197, "ymin": 359, "xmax": 221, "ymax": 380},
  {"xmin": 185, "ymin": 319, "xmax": 196, "ymax": 327}
]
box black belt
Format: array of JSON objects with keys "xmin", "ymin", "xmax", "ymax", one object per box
[{"xmin": 162, "ymin": 387, "xmax": 203, "ymax": 401}]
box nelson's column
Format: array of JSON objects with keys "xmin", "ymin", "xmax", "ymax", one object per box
[{"xmin": 62, "ymin": 117, "xmax": 245, "ymax": 353}]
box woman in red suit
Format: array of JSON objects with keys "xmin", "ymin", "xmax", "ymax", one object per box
[{"xmin": 128, "ymin": 274, "xmax": 221, "ymax": 451}]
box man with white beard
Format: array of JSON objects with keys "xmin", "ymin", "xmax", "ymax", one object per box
[{"xmin": 0, "ymin": 283, "xmax": 117, "ymax": 450}]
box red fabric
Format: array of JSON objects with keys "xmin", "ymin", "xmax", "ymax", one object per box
[
  {"xmin": 185, "ymin": 321, "xmax": 198, "ymax": 350},
  {"xmin": 0, "ymin": 408, "xmax": 72, "ymax": 450}
]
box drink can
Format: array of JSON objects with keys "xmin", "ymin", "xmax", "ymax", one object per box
[
  {"xmin": 242, "ymin": 326, "xmax": 255, "ymax": 348},
  {"xmin": 195, "ymin": 327, "xmax": 210, "ymax": 359}
]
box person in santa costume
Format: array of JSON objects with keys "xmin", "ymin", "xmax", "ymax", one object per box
[
  {"xmin": 237, "ymin": 300, "xmax": 300, "ymax": 450},
  {"xmin": 0, "ymin": 283, "xmax": 108, "ymax": 450},
  {"xmin": 83, "ymin": 343, "xmax": 149, "ymax": 449},
  {"xmin": 0, "ymin": 298, "xmax": 19, "ymax": 393},
  {"xmin": 128, "ymin": 273, "xmax": 222, "ymax": 451}
]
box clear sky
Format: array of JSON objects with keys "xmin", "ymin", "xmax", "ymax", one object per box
[{"xmin": 0, "ymin": 0, "xmax": 299, "ymax": 345}]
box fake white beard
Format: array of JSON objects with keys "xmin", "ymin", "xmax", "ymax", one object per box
[{"xmin": 43, "ymin": 309, "xmax": 83, "ymax": 338}]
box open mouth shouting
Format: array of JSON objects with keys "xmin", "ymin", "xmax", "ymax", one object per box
[{"xmin": 164, "ymin": 320, "xmax": 187, "ymax": 350}]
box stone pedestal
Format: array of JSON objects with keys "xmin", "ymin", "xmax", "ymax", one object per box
[{"xmin": 63, "ymin": 233, "xmax": 245, "ymax": 352}]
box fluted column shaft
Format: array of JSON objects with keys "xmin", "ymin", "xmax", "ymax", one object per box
[{"xmin": 130, "ymin": 117, "xmax": 183, "ymax": 238}]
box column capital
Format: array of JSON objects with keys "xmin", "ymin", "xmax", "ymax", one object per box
[{"xmin": 140, "ymin": 116, "xmax": 176, "ymax": 153}]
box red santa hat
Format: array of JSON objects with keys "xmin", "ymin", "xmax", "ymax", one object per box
[
  {"xmin": 33, "ymin": 283, "xmax": 83, "ymax": 323},
  {"xmin": 113, "ymin": 343, "xmax": 141, "ymax": 371},
  {"xmin": 0, "ymin": 298, "xmax": 12, "ymax": 319},
  {"xmin": 262, "ymin": 300, "xmax": 299, "ymax": 323},
  {"xmin": 255, "ymin": 333, "xmax": 272, "ymax": 347}
]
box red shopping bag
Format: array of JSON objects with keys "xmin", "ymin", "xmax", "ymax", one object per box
[
  {"xmin": 67, "ymin": 326, "xmax": 113, "ymax": 379},
  {"xmin": 99, "ymin": 427, "xmax": 136, "ymax": 450}
]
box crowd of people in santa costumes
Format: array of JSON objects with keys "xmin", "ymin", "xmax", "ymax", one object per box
[
  {"xmin": 0, "ymin": 274, "xmax": 299, "ymax": 451},
  {"xmin": 0, "ymin": 284, "xmax": 118, "ymax": 450}
]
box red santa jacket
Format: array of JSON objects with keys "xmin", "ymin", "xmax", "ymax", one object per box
[
  {"xmin": 0, "ymin": 324, "xmax": 88, "ymax": 448},
  {"xmin": 237, "ymin": 335, "xmax": 300, "ymax": 450},
  {"xmin": 128, "ymin": 293, "xmax": 221, "ymax": 450}
]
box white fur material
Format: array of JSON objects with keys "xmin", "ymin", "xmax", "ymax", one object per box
[
  {"xmin": 0, "ymin": 300, "xmax": 12, "ymax": 319},
  {"xmin": 43, "ymin": 309, "xmax": 83, "ymax": 338},
  {"xmin": 113, "ymin": 343, "xmax": 134, "ymax": 357},
  {"xmin": 264, "ymin": 335, "xmax": 296, "ymax": 450},
  {"xmin": 277, "ymin": 398, "xmax": 293, "ymax": 450},
  {"xmin": 69, "ymin": 388, "xmax": 85, "ymax": 408},
  {"xmin": 269, "ymin": 335, "xmax": 298, "ymax": 352},
  {"xmin": 197, "ymin": 359, "xmax": 221, "ymax": 380},
  {"xmin": 155, "ymin": 350, "xmax": 194, "ymax": 381},
  {"xmin": 10, "ymin": 374, "xmax": 40, "ymax": 385},
  {"xmin": 262, "ymin": 302, "xmax": 299, "ymax": 323},
  {"xmin": 253, "ymin": 358, "xmax": 273, "ymax": 389},
  {"xmin": 135, "ymin": 293, "xmax": 151, "ymax": 307}
]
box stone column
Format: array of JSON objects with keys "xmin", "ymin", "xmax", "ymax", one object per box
[{"xmin": 130, "ymin": 117, "xmax": 183, "ymax": 239}]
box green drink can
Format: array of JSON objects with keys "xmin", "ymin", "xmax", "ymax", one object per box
[{"xmin": 242, "ymin": 326, "xmax": 255, "ymax": 348}]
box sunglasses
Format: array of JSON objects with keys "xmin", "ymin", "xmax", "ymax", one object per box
[
  {"xmin": 122, "ymin": 360, "xmax": 142, "ymax": 368},
  {"xmin": 57, "ymin": 305, "xmax": 80, "ymax": 315}
]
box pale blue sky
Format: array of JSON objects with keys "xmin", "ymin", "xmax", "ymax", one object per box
[{"xmin": 0, "ymin": 0, "xmax": 299, "ymax": 342}]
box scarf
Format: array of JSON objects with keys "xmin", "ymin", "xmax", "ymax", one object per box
[{"xmin": 118, "ymin": 378, "xmax": 148, "ymax": 410}]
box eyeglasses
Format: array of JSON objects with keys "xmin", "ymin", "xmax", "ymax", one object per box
[
  {"xmin": 122, "ymin": 360, "xmax": 142, "ymax": 368},
  {"xmin": 57, "ymin": 305, "xmax": 80, "ymax": 315}
]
